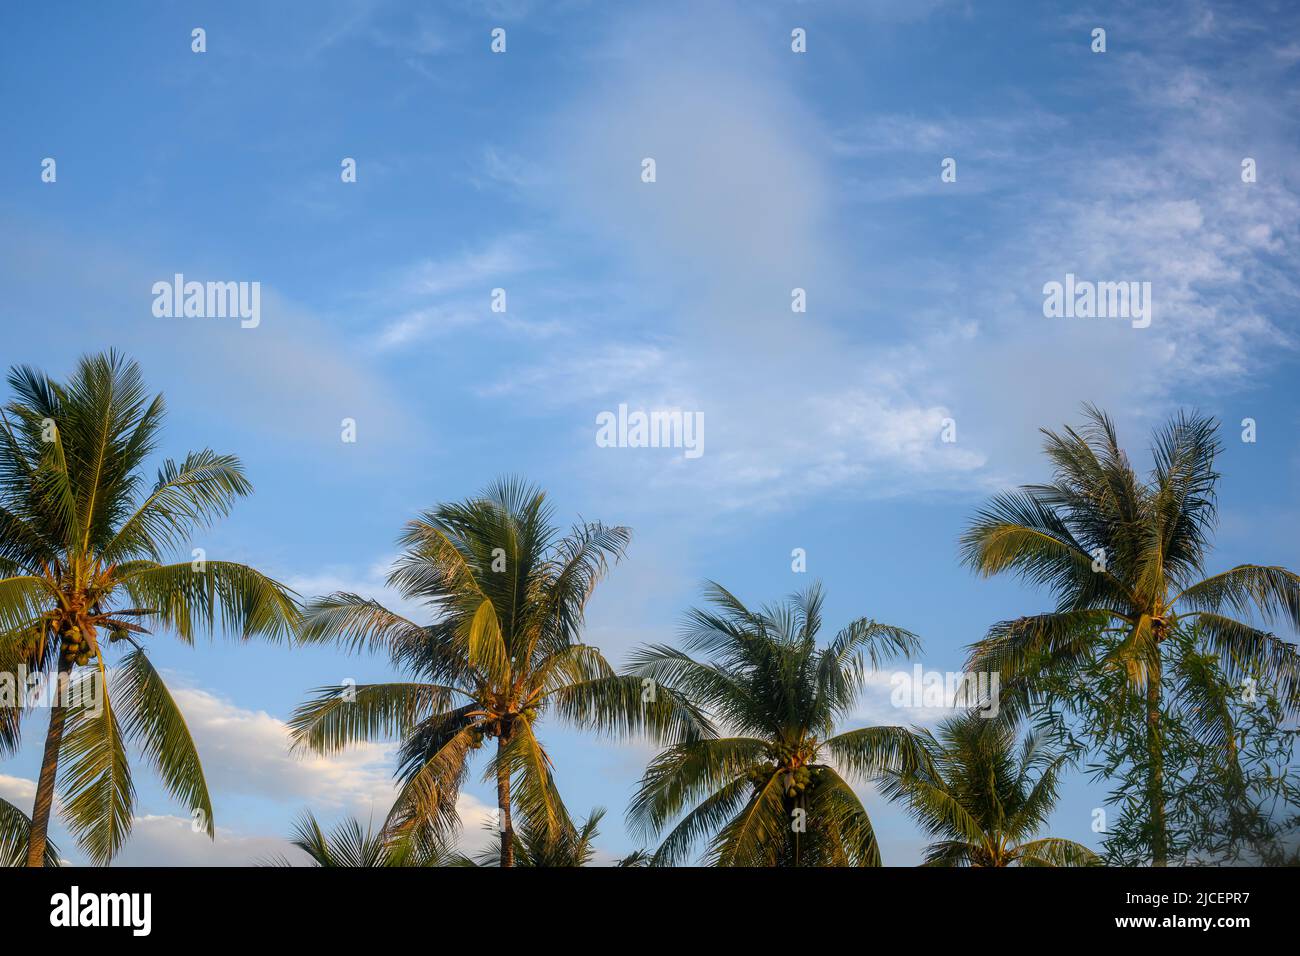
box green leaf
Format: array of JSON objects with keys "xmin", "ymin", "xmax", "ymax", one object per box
[
  {"xmin": 120, "ymin": 559, "xmax": 299, "ymax": 643},
  {"xmin": 0, "ymin": 795, "xmax": 60, "ymax": 867},
  {"xmin": 289, "ymin": 682, "xmax": 456, "ymax": 755},
  {"xmin": 59, "ymin": 667, "xmax": 134, "ymax": 865},
  {"xmin": 115, "ymin": 648, "xmax": 213, "ymax": 837}
]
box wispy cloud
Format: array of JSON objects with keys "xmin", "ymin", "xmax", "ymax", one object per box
[{"xmin": 368, "ymin": 234, "xmax": 567, "ymax": 349}]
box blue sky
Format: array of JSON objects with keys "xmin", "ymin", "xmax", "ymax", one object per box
[{"xmin": 2, "ymin": 0, "xmax": 1298, "ymax": 864}]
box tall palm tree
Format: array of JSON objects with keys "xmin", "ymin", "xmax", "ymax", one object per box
[
  {"xmin": 627, "ymin": 582, "xmax": 925, "ymax": 866},
  {"xmin": 961, "ymin": 406, "xmax": 1300, "ymax": 865},
  {"xmin": 290, "ymin": 478, "xmax": 705, "ymax": 867},
  {"xmin": 0, "ymin": 352, "xmax": 299, "ymax": 865},
  {"xmin": 882, "ymin": 712, "xmax": 1098, "ymax": 866}
]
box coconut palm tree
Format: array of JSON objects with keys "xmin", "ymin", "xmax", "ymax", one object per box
[
  {"xmin": 960, "ymin": 406, "xmax": 1300, "ymax": 865},
  {"xmin": 268, "ymin": 811, "xmax": 453, "ymax": 867},
  {"xmin": 0, "ymin": 352, "xmax": 299, "ymax": 865},
  {"xmin": 627, "ymin": 582, "xmax": 925, "ymax": 866},
  {"xmin": 468, "ymin": 805, "xmax": 607, "ymax": 867},
  {"xmin": 289, "ymin": 478, "xmax": 705, "ymax": 867},
  {"xmin": 882, "ymin": 712, "xmax": 1098, "ymax": 866},
  {"xmin": 277, "ymin": 805, "xmax": 624, "ymax": 868}
]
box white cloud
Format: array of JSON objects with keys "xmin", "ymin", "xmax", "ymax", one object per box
[
  {"xmin": 369, "ymin": 234, "xmax": 567, "ymax": 349},
  {"xmin": 832, "ymin": 111, "xmax": 1064, "ymax": 161},
  {"xmin": 478, "ymin": 343, "xmax": 672, "ymax": 403},
  {"xmin": 0, "ymin": 773, "xmax": 36, "ymax": 807},
  {"xmin": 374, "ymin": 305, "xmax": 482, "ymax": 349},
  {"xmin": 112, "ymin": 678, "xmax": 501, "ymax": 864},
  {"xmin": 109, "ymin": 814, "xmax": 300, "ymax": 867},
  {"xmin": 404, "ymin": 235, "xmax": 537, "ymax": 298},
  {"xmin": 475, "ymin": 146, "xmax": 545, "ymax": 193},
  {"xmin": 462, "ymin": 5, "xmax": 1000, "ymax": 510},
  {"xmin": 169, "ymin": 685, "xmax": 398, "ymax": 816}
]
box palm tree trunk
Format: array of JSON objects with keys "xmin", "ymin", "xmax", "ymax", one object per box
[
  {"xmin": 1146, "ymin": 651, "xmax": 1167, "ymax": 867},
  {"xmin": 26, "ymin": 661, "xmax": 71, "ymax": 867},
  {"xmin": 496, "ymin": 736, "xmax": 514, "ymax": 868}
]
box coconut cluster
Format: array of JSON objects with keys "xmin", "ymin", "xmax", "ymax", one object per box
[
  {"xmin": 782, "ymin": 765, "xmax": 825, "ymax": 798},
  {"xmin": 467, "ymin": 705, "xmax": 540, "ymax": 751},
  {"xmin": 744, "ymin": 740, "xmax": 825, "ymax": 799},
  {"xmin": 60, "ymin": 625, "xmax": 98, "ymax": 668}
]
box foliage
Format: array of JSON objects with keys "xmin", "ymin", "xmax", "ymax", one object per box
[
  {"xmin": 1033, "ymin": 624, "xmax": 1300, "ymax": 865},
  {"xmin": 961, "ymin": 405, "xmax": 1300, "ymax": 864},
  {"xmin": 882, "ymin": 711, "xmax": 1098, "ymax": 866},
  {"xmin": 290, "ymin": 478, "xmax": 705, "ymax": 865},
  {"xmin": 0, "ymin": 352, "xmax": 298, "ymax": 864},
  {"xmin": 627, "ymin": 581, "xmax": 924, "ymax": 866},
  {"xmin": 0, "ymin": 796, "xmax": 60, "ymax": 866},
  {"xmin": 468, "ymin": 806, "xmax": 609, "ymax": 867},
  {"xmin": 266, "ymin": 811, "xmax": 457, "ymax": 867}
]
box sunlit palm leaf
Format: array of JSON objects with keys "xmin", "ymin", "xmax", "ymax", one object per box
[
  {"xmin": 711, "ymin": 772, "xmax": 788, "ymax": 866},
  {"xmin": 628, "ymin": 737, "xmax": 769, "ymax": 841},
  {"xmin": 58, "ymin": 668, "xmax": 134, "ymax": 865},
  {"xmin": 547, "ymin": 671, "xmax": 712, "ymax": 744},
  {"xmin": 493, "ymin": 717, "xmax": 571, "ymax": 837},
  {"xmin": 121, "ymin": 560, "xmax": 299, "ymax": 643},
  {"xmin": 115, "ymin": 648, "xmax": 213, "ymax": 837},
  {"xmin": 289, "ymin": 681, "xmax": 459, "ymax": 755},
  {"xmin": 101, "ymin": 451, "xmax": 253, "ymax": 563},
  {"xmin": 298, "ymin": 593, "xmax": 427, "ymax": 657},
  {"xmin": 825, "ymin": 725, "xmax": 927, "ymax": 779}
]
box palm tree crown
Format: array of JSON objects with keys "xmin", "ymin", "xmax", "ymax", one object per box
[
  {"xmin": 0, "ymin": 351, "xmax": 298, "ymax": 865},
  {"xmin": 290, "ymin": 478, "xmax": 703, "ymax": 866},
  {"xmin": 627, "ymin": 582, "xmax": 925, "ymax": 866},
  {"xmin": 882, "ymin": 712, "xmax": 1098, "ymax": 866},
  {"xmin": 469, "ymin": 805, "xmax": 608, "ymax": 867},
  {"xmin": 272, "ymin": 810, "xmax": 466, "ymax": 867},
  {"xmin": 961, "ymin": 405, "xmax": 1300, "ymax": 863}
]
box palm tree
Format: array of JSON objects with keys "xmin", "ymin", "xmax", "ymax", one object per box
[
  {"xmin": 961, "ymin": 406, "xmax": 1300, "ymax": 865},
  {"xmin": 882, "ymin": 712, "xmax": 1098, "ymax": 866},
  {"xmin": 627, "ymin": 582, "xmax": 925, "ymax": 866},
  {"xmin": 289, "ymin": 478, "xmax": 704, "ymax": 867},
  {"xmin": 277, "ymin": 805, "xmax": 622, "ymax": 868},
  {"xmin": 469, "ymin": 805, "xmax": 607, "ymax": 867},
  {"xmin": 268, "ymin": 811, "xmax": 453, "ymax": 867},
  {"xmin": 0, "ymin": 352, "xmax": 299, "ymax": 865}
]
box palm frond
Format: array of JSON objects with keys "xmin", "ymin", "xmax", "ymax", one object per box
[
  {"xmin": 114, "ymin": 648, "xmax": 213, "ymax": 836},
  {"xmin": 1018, "ymin": 836, "xmax": 1102, "ymax": 867},
  {"xmin": 120, "ymin": 560, "xmax": 299, "ymax": 643},
  {"xmin": 288, "ymin": 682, "xmax": 457, "ymax": 755},
  {"xmin": 58, "ymin": 667, "xmax": 134, "ymax": 865},
  {"xmin": 0, "ymin": 795, "xmax": 60, "ymax": 867}
]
